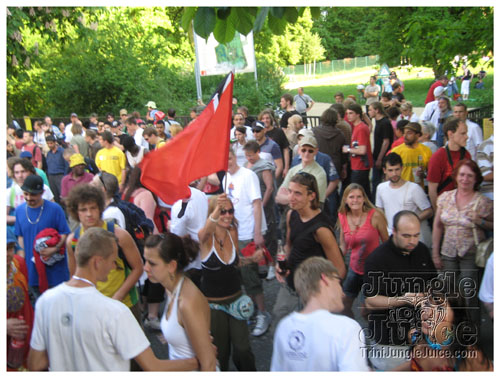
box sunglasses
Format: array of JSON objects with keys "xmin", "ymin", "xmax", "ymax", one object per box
[
  {"xmin": 300, "ymin": 148, "xmax": 315, "ymax": 154},
  {"xmin": 220, "ymin": 208, "xmax": 235, "ymax": 215},
  {"xmin": 252, "ymin": 129, "xmax": 263, "ymax": 133}
]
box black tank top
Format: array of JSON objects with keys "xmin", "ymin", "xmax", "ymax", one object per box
[
  {"xmin": 286, "ymin": 210, "xmax": 335, "ymax": 290},
  {"xmin": 200, "ymin": 232, "xmax": 241, "ymax": 298}
]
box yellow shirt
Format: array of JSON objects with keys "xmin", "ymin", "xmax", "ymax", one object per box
[
  {"xmin": 391, "ymin": 143, "xmax": 432, "ymax": 185},
  {"xmin": 78, "ymin": 222, "xmax": 136, "ymax": 308},
  {"xmin": 95, "ymin": 146, "xmax": 126, "ymax": 184},
  {"xmin": 156, "ymin": 139, "xmax": 166, "ymax": 149}
]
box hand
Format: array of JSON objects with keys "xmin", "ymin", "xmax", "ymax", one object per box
[
  {"xmin": 216, "ymin": 193, "xmax": 229, "ymax": 210},
  {"xmin": 342, "ymin": 145, "xmax": 350, "ymax": 154},
  {"xmin": 253, "ymin": 233, "xmax": 264, "ymax": 248},
  {"xmin": 7, "ymin": 318, "xmax": 28, "ymax": 339},
  {"xmin": 252, "ymin": 248, "xmax": 264, "ymax": 263},
  {"xmin": 39, "ymin": 246, "xmax": 58, "ymax": 257},
  {"xmin": 375, "ymin": 159, "xmax": 382, "ymax": 169},
  {"xmin": 432, "ymin": 254, "xmax": 443, "ymax": 270},
  {"xmin": 341, "ymin": 166, "xmax": 347, "ymax": 180},
  {"xmin": 282, "ymin": 167, "xmax": 288, "ymax": 178},
  {"xmin": 275, "ymin": 262, "xmax": 289, "ymax": 284}
]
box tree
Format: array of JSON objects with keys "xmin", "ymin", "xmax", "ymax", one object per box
[{"xmin": 181, "ymin": 7, "xmax": 321, "ymax": 44}]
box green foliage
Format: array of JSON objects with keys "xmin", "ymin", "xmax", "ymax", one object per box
[{"xmin": 183, "ymin": 6, "xmax": 321, "ymax": 44}]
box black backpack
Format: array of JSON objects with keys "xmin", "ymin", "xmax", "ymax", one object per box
[{"xmin": 109, "ymin": 197, "xmax": 154, "ymax": 261}]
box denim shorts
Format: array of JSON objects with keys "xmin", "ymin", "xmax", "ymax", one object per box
[{"xmin": 342, "ymin": 268, "xmax": 365, "ymax": 299}]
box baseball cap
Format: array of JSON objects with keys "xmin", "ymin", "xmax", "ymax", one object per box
[
  {"xmin": 298, "ymin": 128, "xmax": 314, "ymax": 138},
  {"xmin": 433, "ymin": 86, "xmax": 446, "ymax": 98},
  {"xmin": 20, "ymin": 151, "xmax": 33, "ymax": 159},
  {"xmin": 404, "ymin": 122, "xmax": 422, "ymax": 135},
  {"xmin": 21, "ymin": 175, "xmax": 44, "ymax": 194},
  {"xmin": 71, "ymin": 112, "xmax": 78, "ymax": 117},
  {"xmin": 145, "ymin": 101, "xmax": 157, "ymax": 109},
  {"xmin": 119, "ymin": 108, "xmax": 128, "ymax": 116},
  {"xmin": 69, "ymin": 153, "xmax": 86, "ymax": 168},
  {"xmin": 299, "ymin": 135, "xmax": 318, "ymax": 148},
  {"xmin": 251, "ymin": 121, "xmax": 265, "ymax": 132}
]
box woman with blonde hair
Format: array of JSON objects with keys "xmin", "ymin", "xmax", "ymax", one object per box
[
  {"xmin": 285, "ymin": 114, "xmax": 304, "ymax": 151},
  {"xmin": 337, "ymin": 183, "xmax": 389, "ymax": 318}
]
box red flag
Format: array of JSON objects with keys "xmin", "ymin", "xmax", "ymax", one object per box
[{"xmin": 139, "ymin": 73, "xmax": 234, "ymax": 204}]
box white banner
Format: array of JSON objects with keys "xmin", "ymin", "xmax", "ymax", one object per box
[{"xmin": 195, "ymin": 31, "xmax": 256, "ymax": 76}]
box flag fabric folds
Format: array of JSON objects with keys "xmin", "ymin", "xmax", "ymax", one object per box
[{"xmin": 139, "ymin": 72, "xmax": 234, "ymax": 204}]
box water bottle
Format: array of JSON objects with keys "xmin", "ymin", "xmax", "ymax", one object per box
[
  {"xmin": 7, "ymin": 316, "xmax": 26, "ymax": 369},
  {"xmin": 276, "ymin": 240, "xmax": 288, "ymax": 273}
]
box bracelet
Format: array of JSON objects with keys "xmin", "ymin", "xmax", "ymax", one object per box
[
  {"xmin": 347, "ymin": 148, "xmax": 351, "ymax": 153},
  {"xmin": 209, "ymin": 215, "xmax": 219, "ymax": 223}
]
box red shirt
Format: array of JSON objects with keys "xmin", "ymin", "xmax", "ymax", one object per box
[
  {"xmin": 387, "ymin": 136, "xmax": 404, "ymax": 154},
  {"xmin": 425, "ymin": 81, "xmax": 445, "ymax": 104},
  {"xmin": 427, "ymin": 147, "xmax": 471, "ymax": 194},
  {"xmin": 339, "ymin": 209, "xmax": 380, "ymax": 275},
  {"xmin": 350, "ymin": 122, "xmax": 373, "ymax": 170}
]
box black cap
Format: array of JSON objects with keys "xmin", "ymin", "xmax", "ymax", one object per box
[{"xmin": 21, "ymin": 175, "xmax": 44, "ymax": 194}]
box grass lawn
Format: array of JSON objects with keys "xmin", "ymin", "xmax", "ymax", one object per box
[{"xmin": 286, "ymin": 66, "xmax": 493, "ymax": 108}]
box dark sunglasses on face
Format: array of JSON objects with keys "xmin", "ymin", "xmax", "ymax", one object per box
[
  {"xmin": 220, "ymin": 208, "xmax": 235, "ymax": 215},
  {"xmin": 301, "ymin": 148, "xmax": 315, "ymax": 154}
]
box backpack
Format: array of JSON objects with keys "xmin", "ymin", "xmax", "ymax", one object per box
[
  {"xmin": 84, "ymin": 156, "xmax": 100, "ymax": 175},
  {"xmin": 109, "ymin": 198, "xmax": 154, "ymax": 261},
  {"xmin": 154, "ymin": 111, "xmax": 166, "ymax": 124}
]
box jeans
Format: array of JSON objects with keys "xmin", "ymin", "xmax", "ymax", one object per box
[
  {"xmin": 371, "ymin": 166, "xmax": 384, "ymax": 202},
  {"xmin": 351, "ymin": 169, "xmax": 371, "ymax": 199}
]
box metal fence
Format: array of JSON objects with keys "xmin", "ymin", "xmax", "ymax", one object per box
[{"xmin": 283, "ymin": 55, "xmax": 379, "ymax": 77}]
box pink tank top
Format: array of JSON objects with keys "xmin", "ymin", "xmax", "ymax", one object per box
[{"xmin": 339, "ymin": 208, "xmax": 381, "ymax": 275}]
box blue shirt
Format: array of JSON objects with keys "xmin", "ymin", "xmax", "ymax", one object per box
[
  {"xmin": 292, "ymin": 151, "xmax": 340, "ymax": 182},
  {"xmin": 15, "ymin": 200, "xmax": 71, "ymax": 287},
  {"xmin": 260, "ymin": 137, "xmax": 282, "ymax": 160},
  {"xmin": 46, "ymin": 146, "xmax": 69, "ymax": 175}
]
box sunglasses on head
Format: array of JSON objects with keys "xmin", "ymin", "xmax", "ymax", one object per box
[
  {"xmin": 220, "ymin": 208, "xmax": 234, "ymax": 215},
  {"xmin": 300, "ymin": 148, "xmax": 315, "ymax": 154}
]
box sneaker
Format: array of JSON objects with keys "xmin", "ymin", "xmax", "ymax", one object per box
[
  {"xmin": 251, "ymin": 312, "xmax": 271, "ymax": 337},
  {"xmin": 144, "ymin": 317, "xmax": 161, "ymax": 331},
  {"xmin": 266, "ymin": 265, "xmax": 276, "ymax": 280}
]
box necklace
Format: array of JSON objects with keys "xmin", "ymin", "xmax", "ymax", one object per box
[
  {"xmin": 26, "ymin": 201, "xmax": 44, "ymax": 224},
  {"xmin": 215, "ymin": 231, "xmax": 227, "ymax": 250},
  {"xmin": 72, "ymin": 275, "xmax": 96, "ymax": 287},
  {"xmin": 350, "ymin": 213, "xmax": 365, "ymax": 231}
]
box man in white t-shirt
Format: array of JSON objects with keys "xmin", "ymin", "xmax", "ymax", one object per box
[
  {"xmin": 376, "ymin": 153, "xmax": 433, "ymax": 248},
  {"xmin": 170, "ymin": 185, "xmax": 208, "ymax": 284},
  {"xmin": 28, "ymin": 227, "xmax": 198, "ymax": 371},
  {"xmin": 271, "ymin": 256, "xmax": 370, "ymax": 371},
  {"xmin": 453, "ymin": 103, "xmax": 483, "ymax": 161},
  {"xmin": 223, "ymin": 148, "xmax": 270, "ymax": 337},
  {"xmin": 124, "ymin": 117, "xmax": 149, "ymax": 150},
  {"xmin": 7, "ymin": 158, "xmax": 54, "ymax": 225}
]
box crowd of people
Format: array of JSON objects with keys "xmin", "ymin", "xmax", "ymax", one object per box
[{"xmin": 6, "ymin": 76, "xmax": 494, "ymax": 372}]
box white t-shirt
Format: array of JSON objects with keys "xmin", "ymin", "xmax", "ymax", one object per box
[
  {"xmin": 171, "ymin": 187, "xmax": 208, "ymax": 270},
  {"xmin": 30, "ymin": 283, "xmax": 150, "ymax": 371},
  {"xmin": 479, "ymin": 254, "xmax": 494, "ymax": 303},
  {"xmin": 465, "ymin": 119, "xmax": 483, "ymax": 162},
  {"xmin": 103, "ymin": 206, "xmax": 126, "ymax": 229},
  {"xmin": 232, "ymin": 141, "xmax": 248, "ymax": 168},
  {"xmin": 132, "ymin": 127, "xmax": 150, "ymax": 150},
  {"xmin": 223, "ymin": 166, "xmax": 267, "ymax": 240},
  {"xmin": 376, "ymin": 181, "xmax": 432, "ymax": 247},
  {"xmin": 7, "ymin": 183, "xmax": 54, "ymax": 209},
  {"xmin": 271, "ymin": 309, "xmax": 370, "ymax": 371}
]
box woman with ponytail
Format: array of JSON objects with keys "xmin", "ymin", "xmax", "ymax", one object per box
[{"xmin": 143, "ymin": 233, "xmax": 217, "ymax": 371}]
